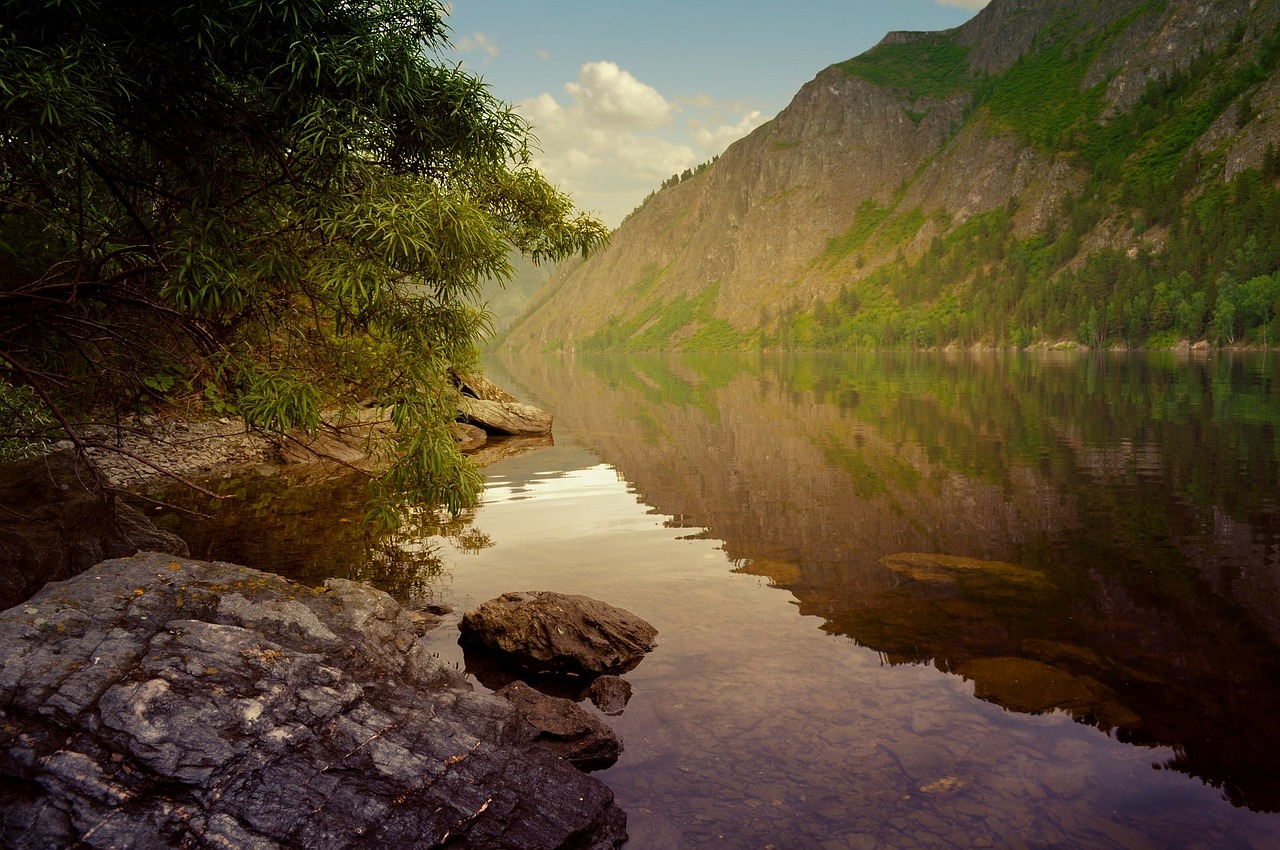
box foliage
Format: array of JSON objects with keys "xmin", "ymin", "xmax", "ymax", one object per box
[
  {"xmin": 579, "ymin": 282, "xmax": 753, "ymax": 352},
  {"xmin": 838, "ymin": 36, "xmax": 973, "ymax": 100},
  {"xmin": 0, "ymin": 0, "xmax": 607, "ymax": 519},
  {"xmin": 0, "ymin": 379, "xmax": 54, "ymax": 460},
  {"xmin": 762, "ymin": 11, "xmax": 1280, "ymax": 353},
  {"xmin": 822, "ymin": 200, "xmax": 889, "ymax": 265}
]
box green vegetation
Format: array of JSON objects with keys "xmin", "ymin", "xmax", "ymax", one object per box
[
  {"xmin": 769, "ymin": 164, "xmax": 1280, "ymax": 350},
  {"xmin": 822, "ymin": 200, "xmax": 890, "ymax": 264},
  {"xmin": 0, "ymin": 0, "xmax": 606, "ymax": 520},
  {"xmin": 838, "ymin": 36, "xmax": 973, "ymax": 100},
  {"xmin": 759, "ymin": 13, "xmax": 1280, "ymax": 353},
  {"xmin": 580, "ymin": 283, "xmax": 753, "ymax": 352}
]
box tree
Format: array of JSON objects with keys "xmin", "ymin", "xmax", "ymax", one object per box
[{"xmin": 0, "ymin": 0, "xmax": 607, "ymax": 522}]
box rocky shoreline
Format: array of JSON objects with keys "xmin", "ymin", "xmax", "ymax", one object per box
[
  {"xmin": 59, "ymin": 370, "xmax": 553, "ymax": 492},
  {"xmin": 0, "ymin": 552, "xmax": 628, "ymax": 849},
  {"xmin": 0, "ymin": 385, "xmax": 653, "ymax": 848},
  {"xmin": 66, "ymin": 416, "xmax": 278, "ymax": 490}
]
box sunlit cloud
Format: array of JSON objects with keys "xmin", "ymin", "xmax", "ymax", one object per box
[
  {"xmin": 691, "ymin": 109, "xmax": 769, "ymax": 152},
  {"xmin": 517, "ymin": 63, "xmax": 772, "ymax": 227},
  {"xmin": 933, "ymin": 0, "xmax": 990, "ymax": 8},
  {"xmin": 564, "ymin": 61, "xmax": 673, "ymax": 130}
]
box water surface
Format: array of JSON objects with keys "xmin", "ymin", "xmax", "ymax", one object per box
[{"xmin": 150, "ymin": 352, "xmax": 1280, "ymax": 849}]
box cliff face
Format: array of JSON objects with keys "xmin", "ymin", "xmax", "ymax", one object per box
[{"xmin": 501, "ymin": 0, "xmax": 1280, "ymax": 351}]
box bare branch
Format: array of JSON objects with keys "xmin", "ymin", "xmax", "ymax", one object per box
[{"xmin": 79, "ymin": 441, "xmax": 230, "ymax": 501}]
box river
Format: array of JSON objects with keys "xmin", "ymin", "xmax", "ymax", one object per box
[{"xmin": 148, "ymin": 351, "xmax": 1280, "ymax": 849}]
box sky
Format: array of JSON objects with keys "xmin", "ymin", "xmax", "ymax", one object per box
[{"xmin": 443, "ymin": 1, "xmax": 990, "ymax": 228}]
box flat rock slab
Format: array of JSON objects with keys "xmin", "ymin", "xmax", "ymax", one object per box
[
  {"xmin": 460, "ymin": 591, "xmax": 657, "ymax": 678},
  {"xmin": 0, "ymin": 553, "xmax": 626, "ymax": 849},
  {"xmin": 459, "ymin": 398, "xmax": 553, "ymax": 436}
]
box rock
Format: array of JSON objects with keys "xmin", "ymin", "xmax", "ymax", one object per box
[
  {"xmin": 460, "ymin": 591, "xmax": 657, "ymax": 678},
  {"xmin": 0, "ymin": 553, "xmax": 627, "ymax": 849},
  {"xmin": 585, "ymin": 675, "xmax": 633, "ymax": 716},
  {"xmin": 453, "ymin": 422, "xmax": 488, "ymax": 452},
  {"xmin": 276, "ymin": 430, "xmax": 371, "ymax": 465},
  {"xmin": 77, "ymin": 418, "xmax": 274, "ymax": 489},
  {"xmin": 452, "ymin": 371, "xmax": 521, "ymax": 404},
  {"xmin": 957, "ymin": 656, "xmax": 1141, "ymax": 731},
  {"xmin": 496, "ymin": 681, "xmax": 622, "ymax": 771},
  {"xmin": 460, "ymin": 398, "xmax": 553, "ymax": 436},
  {"xmin": 0, "ymin": 451, "xmax": 188, "ymax": 610}
]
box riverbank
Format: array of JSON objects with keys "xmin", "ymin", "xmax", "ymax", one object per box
[{"xmin": 57, "ymin": 415, "xmax": 277, "ymax": 490}]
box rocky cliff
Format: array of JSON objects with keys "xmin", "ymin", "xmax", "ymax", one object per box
[{"xmin": 502, "ymin": 0, "xmax": 1280, "ymax": 351}]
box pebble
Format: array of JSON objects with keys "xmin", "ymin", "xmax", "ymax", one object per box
[{"xmin": 68, "ymin": 417, "xmax": 275, "ymax": 489}]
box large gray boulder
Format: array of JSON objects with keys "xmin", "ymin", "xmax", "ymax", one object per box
[
  {"xmin": 460, "ymin": 591, "xmax": 657, "ymax": 678},
  {"xmin": 0, "ymin": 450, "xmax": 188, "ymax": 610},
  {"xmin": 0, "ymin": 553, "xmax": 627, "ymax": 850}
]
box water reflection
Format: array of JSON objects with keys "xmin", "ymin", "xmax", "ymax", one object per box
[
  {"xmin": 141, "ymin": 352, "xmax": 1280, "ymax": 845},
  {"xmin": 492, "ymin": 351, "xmax": 1280, "ymax": 814},
  {"xmin": 142, "ymin": 465, "xmax": 474, "ymax": 601}
]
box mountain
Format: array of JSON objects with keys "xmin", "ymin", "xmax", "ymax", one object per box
[
  {"xmin": 500, "ymin": 0, "xmax": 1280, "ymax": 351},
  {"xmin": 474, "ymin": 252, "xmax": 556, "ymax": 337}
]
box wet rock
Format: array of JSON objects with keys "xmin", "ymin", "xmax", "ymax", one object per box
[
  {"xmin": 0, "ymin": 451, "xmax": 188, "ymax": 610},
  {"xmin": 0, "ymin": 553, "xmax": 627, "ymax": 849},
  {"xmin": 460, "ymin": 591, "xmax": 658, "ymax": 678},
  {"xmin": 460, "ymin": 398, "xmax": 554, "ymax": 436},
  {"xmin": 586, "ymin": 675, "xmax": 633, "ymax": 716},
  {"xmin": 879, "ymin": 552, "xmax": 1050, "ymax": 589},
  {"xmin": 453, "ymin": 422, "xmax": 488, "ymax": 452},
  {"xmin": 497, "ymin": 681, "xmax": 622, "ymax": 771}
]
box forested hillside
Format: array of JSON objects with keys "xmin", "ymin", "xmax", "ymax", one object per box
[{"xmin": 500, "ymin": 0, "xmax": 1280, "ymax": 351}]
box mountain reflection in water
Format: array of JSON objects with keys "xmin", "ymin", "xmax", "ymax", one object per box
[
  {"xmin": 491, "ymin": 351, "xmax": 1280, "ymax": 815},
  {"xmin": 148, "ymin": 351, "xmax": 1280, "ymax": 848}
]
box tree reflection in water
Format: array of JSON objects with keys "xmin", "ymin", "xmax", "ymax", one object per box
[{"xmin": 497, "ymin": 350, "xmax": 1280, "ymax": 814}]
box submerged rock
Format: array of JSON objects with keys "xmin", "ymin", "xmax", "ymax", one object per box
[
  {"xmin": 0, "ymin": 553, "xmax": 627, "ymax": 849},
  {"xmin": 586, "ymin": 675, "xmax": 633, "ymax": 716},
  {"xmin": 879, "ymin": 552, "xmax": 1050, "ymax": 589},
  {"xmin": 957, "ymin": 656, "xmax": 1142, "ymax": 731},
  {"xmin": 0, "ymin": 451, "xmax": 188, "ymax": 610},
  {"xmin": 496, "ymin": 681, "xmax": 622, "ymax": 771},
  {"xmin": 453, "ymin": 422, "xmax": 489, "ymax": 452},
  {"xmin": 460, "ymin": 591, "xmax": 658, "ymax": 678}
]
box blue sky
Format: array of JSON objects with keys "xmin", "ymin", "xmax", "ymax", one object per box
[{"xmin": 444, "ymin": 1, "xmax": 990, "ymax": 226}]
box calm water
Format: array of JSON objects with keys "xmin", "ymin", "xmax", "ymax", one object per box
[{"xmin": 148, "ymin": 352, "xmax": 1280, "ymax": 849}]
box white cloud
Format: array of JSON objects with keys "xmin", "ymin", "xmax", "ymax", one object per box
[
  {"xmin": 515, "ymin": 64, "xmax": 695, "ymax": 227},
  {"xmin": 691, "ymin": 110, "xmax": 768, "ymax": 152},
  {"xmin": 933, "ymin": 0, "xmax": 990, "ymax": 8},
  {"xmin": 455, "ymin": 31, "xmax": 499, "ymax": 61},
  {"xmin": 564, "ymin": 61, "xmax": 673, "ymax": 130},
  {"xmin": 516, "ymin": 64, "xmax": 774, "ymax": 227}
]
